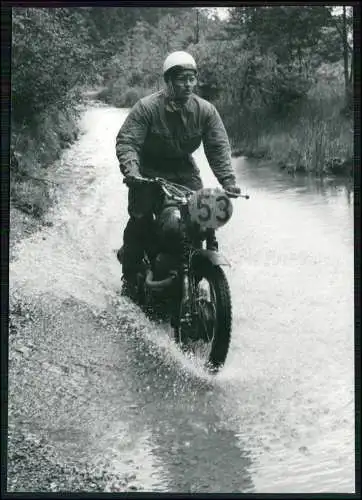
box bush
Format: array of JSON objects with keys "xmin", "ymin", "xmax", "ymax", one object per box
[
  {"xmin": 10, "ymin": 103, "xmax": 81, "ymax": 218},
  {"xmin": 227, "ymin": 62, "xmax": 352, "ymax": 176},
  {"xmin": 241, "ymin": 97, "xmax": 353, "ymax": 176},
  {"xmin": 119, "ymin": 87, "xmax": 147, "ymax": 107},
  {"xmin": 10, "ymin": 178, "xmax": 52, "ymax": 218},
  {"xmin": 98, "ymin": 80, "xmax": 153, "ymax": 108},
  {"xmin": 12, "ymin": 8, "xmax": 95, "ymax": 126}
]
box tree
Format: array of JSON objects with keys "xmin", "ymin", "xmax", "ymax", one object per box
[
  {"xmin": 12, "ymin": 7, "xmax": 101, "ymax": 125},
  {"xmin": 333, "ymin": 6, "xmax": 353, "ymax": 106}
]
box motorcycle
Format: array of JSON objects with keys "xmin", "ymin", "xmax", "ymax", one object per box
[{"xmin": 119, "ymin": 176, "xmax": 249, "ymax": 373}]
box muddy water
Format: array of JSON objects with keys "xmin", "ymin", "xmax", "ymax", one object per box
[{"xmin": 9, "ymin": 103, "xmax": 355, "ymax": 493}]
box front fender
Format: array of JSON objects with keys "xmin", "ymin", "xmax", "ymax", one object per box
[{"xmin": 191, "ymin": 249, "xmax": 230, "ymax": 268}]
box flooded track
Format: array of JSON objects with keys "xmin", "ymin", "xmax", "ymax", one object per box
[{"xmin": 8, "ymin": 102, "xmax": 355, "ymax": 493}]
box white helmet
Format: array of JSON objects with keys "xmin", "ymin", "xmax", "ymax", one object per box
[{"xmin": 163, "ymin": 51, "xmax": 197, "ymax": 76}]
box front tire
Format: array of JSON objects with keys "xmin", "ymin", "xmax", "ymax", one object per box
[{"xmin": 175, "ymin": 262, "xmax": 232, "ymax": 372}]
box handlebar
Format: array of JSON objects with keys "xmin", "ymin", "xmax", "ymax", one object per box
[
  {"xmin": 123, "ymin": 176, "xmax": 190, "ymax": 203},
  {"xmin": 123, "ymin": 176, "xmax": 250, "ymax": 200},
  {"xmin": 224, "ymin": 190, "xmax": 249, "ymax": 200}
]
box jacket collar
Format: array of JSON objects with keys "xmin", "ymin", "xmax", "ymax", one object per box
[{"xmin": 163, "ymin": 88, "xmax": 194, "ymax": 113}]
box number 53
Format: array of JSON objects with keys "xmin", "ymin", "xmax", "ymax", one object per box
[{"xmin": 193, "ymin": 189, "xmax": 233, "ymax": 229}]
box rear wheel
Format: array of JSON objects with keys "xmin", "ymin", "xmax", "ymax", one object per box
[{"xmin": 174, "ymin": 262, "xmax": 232, "ymax": 373}]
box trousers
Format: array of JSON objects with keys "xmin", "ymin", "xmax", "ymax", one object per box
[{"xmin": 122, "ymin": 183, "xmax": 161, "ymax": 279}]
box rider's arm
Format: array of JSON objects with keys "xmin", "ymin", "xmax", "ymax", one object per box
[
  {"xmin": 202, "ymin": 105, "xmax": 236, "ymax": 187},
  {"xmin": 115, "ymin": 100, "xmax": 150, "ymax": 177}
]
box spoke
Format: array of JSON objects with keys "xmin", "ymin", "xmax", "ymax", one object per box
[
  {"xmin": 190, "ymin": 277, "xmax": 217, "ymax": 360},
  {"xmin": 177, "ymin": 271, "xmax": 219, "ymax": 366}
]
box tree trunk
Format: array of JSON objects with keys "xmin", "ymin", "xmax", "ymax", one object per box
[
  {"xmin": 342, "ymin": 6, "xmax": 351, "ymax": 103},
  {"xmin": 297, "ymin": 46, "xmax": 303, "ymax": 75},
  {"xmin": 195, "ymin": 9, "xmax": 199, "ymax": 44},
  {"xmin": 349, "ymin": 47, "xmax": 353, "ymax": 85}
]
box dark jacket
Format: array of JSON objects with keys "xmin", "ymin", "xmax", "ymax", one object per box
[{"xmin": 115, "ymin": 90, "xmax": 236, "ymax": 190}]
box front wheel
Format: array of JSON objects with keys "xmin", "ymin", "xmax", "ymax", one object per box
[{"xmin": 175, "ymin": 262, "xmax": 232, "ymax": 373}]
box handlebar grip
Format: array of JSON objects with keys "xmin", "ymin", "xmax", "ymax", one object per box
[
  {"xmin": 123, "ymin": 176, "xmax": 154, "ymax": 187},
  {"xmin": 224, "ymin": 190, "xmax": 249, "ymax": 199},
  {"xmin": 224, "ymin": 191, "xmax": 239, "ymax": 199}
]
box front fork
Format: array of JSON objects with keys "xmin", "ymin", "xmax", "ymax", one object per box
[
  {"xmin": 177, "ymin": 231, "xmax": 202, "ymax": 338},
  {"xmin": 174, "ymin": 209, "xmax": 204, "ymax": 338},
  {"xmin": 178, "ymin": 246, "xmax": 193, "ymax": 332}
]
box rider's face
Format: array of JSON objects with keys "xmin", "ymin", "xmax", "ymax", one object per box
[{"xmin": 171, "ymin": 70, "xmax": 197, "ymax": 101}]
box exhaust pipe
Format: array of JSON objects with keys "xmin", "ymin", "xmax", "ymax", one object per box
[{"xmin": 145, "ymin": 269, "xmax": 177, "ymax": 291}]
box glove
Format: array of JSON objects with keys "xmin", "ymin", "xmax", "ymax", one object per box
[
  {"xmin": 122, "ymin": 160, "xmax": 140, "ymax": 179},
  {"xmin": 121, "ymin": 161, "xmax": 141, "ymax": 186},
  {"xmin": 222, "ymin": 183, "xmax": 241, "ymax": 195}
]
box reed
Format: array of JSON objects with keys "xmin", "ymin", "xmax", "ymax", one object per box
[{"xmin": 226, "ymin": 68, "xmax": 353, "ymax": 176}]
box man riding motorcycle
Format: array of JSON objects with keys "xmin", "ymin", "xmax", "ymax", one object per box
[{"xmin": 115, "ymin": 51, "xmax": 241, "ymax": 296}]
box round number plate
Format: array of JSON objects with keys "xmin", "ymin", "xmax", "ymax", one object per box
[{"xmin": 188, "ymin": 188, "xmax": 233, "ymax": 230}]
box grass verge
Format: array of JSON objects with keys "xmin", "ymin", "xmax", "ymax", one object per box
[
  {"xmin": 9, "ymin": 97, "xmax": 86, "ymax": 258},
  {"xmin": 10, "ymin": 102, "xmax": 83, "ymax": 219},
  {"xmin": 227, "ymin": 69, "xmax": 353, "ymax": 177}
]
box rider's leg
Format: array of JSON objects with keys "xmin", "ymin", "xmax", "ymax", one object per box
[
  {"xmin": 121, "ymin": 183, "xmax": 158, "ymax": 285},
  {"xmin": 122, "ymin": 216, "xmax": 151, "ymax": 281}
]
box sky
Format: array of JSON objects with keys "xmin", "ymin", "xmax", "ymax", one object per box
[
  {"xmin": 198, "ymin": 7, "xmax": 229, "ymax": 20},
  {"xmin": 200, "ymin": 5, "xmax": 349, "ymax": 20},
  {"xmin": 212, "ymin": 7, "xmax": 229, "ymax": 20}
]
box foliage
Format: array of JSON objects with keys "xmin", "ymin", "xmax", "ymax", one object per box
[
  {"xmin": 10, "ymin": 104, "xmax": 80, "ymax": 218},
  {"xmin": 102, "ymin": 9, "xmax": 201, "ymax": 93},
  {"xmin": 229, "ymin": 6, "xmax": 332, "ymax": 62},
  {"xmin": 192, "ymin": 5, "xmax": 353, "ymax": 173},
  {"xmin": 12, "ymin": 8, "xmax": 92, "ymax": 125}
]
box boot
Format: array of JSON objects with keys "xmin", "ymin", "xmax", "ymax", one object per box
[
  {"xmin": 121, "ymin": 275, "xmax": 138, "ymax": 302},
  {"xmin": 116, "ymin": 247, "xmax": 124, "ymax": 264}
]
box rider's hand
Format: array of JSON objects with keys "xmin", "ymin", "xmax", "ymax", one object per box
[
  {"xmin": 222, "ymin": 183, "xmax": 241, "ymax": 196},
  {"xmin": 122, "ymin": 161, "xmax": 141, "ymax": 185},
  {"xmin": 123, "ymin": 161, "xmax": 140, "ymax": 178}
]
